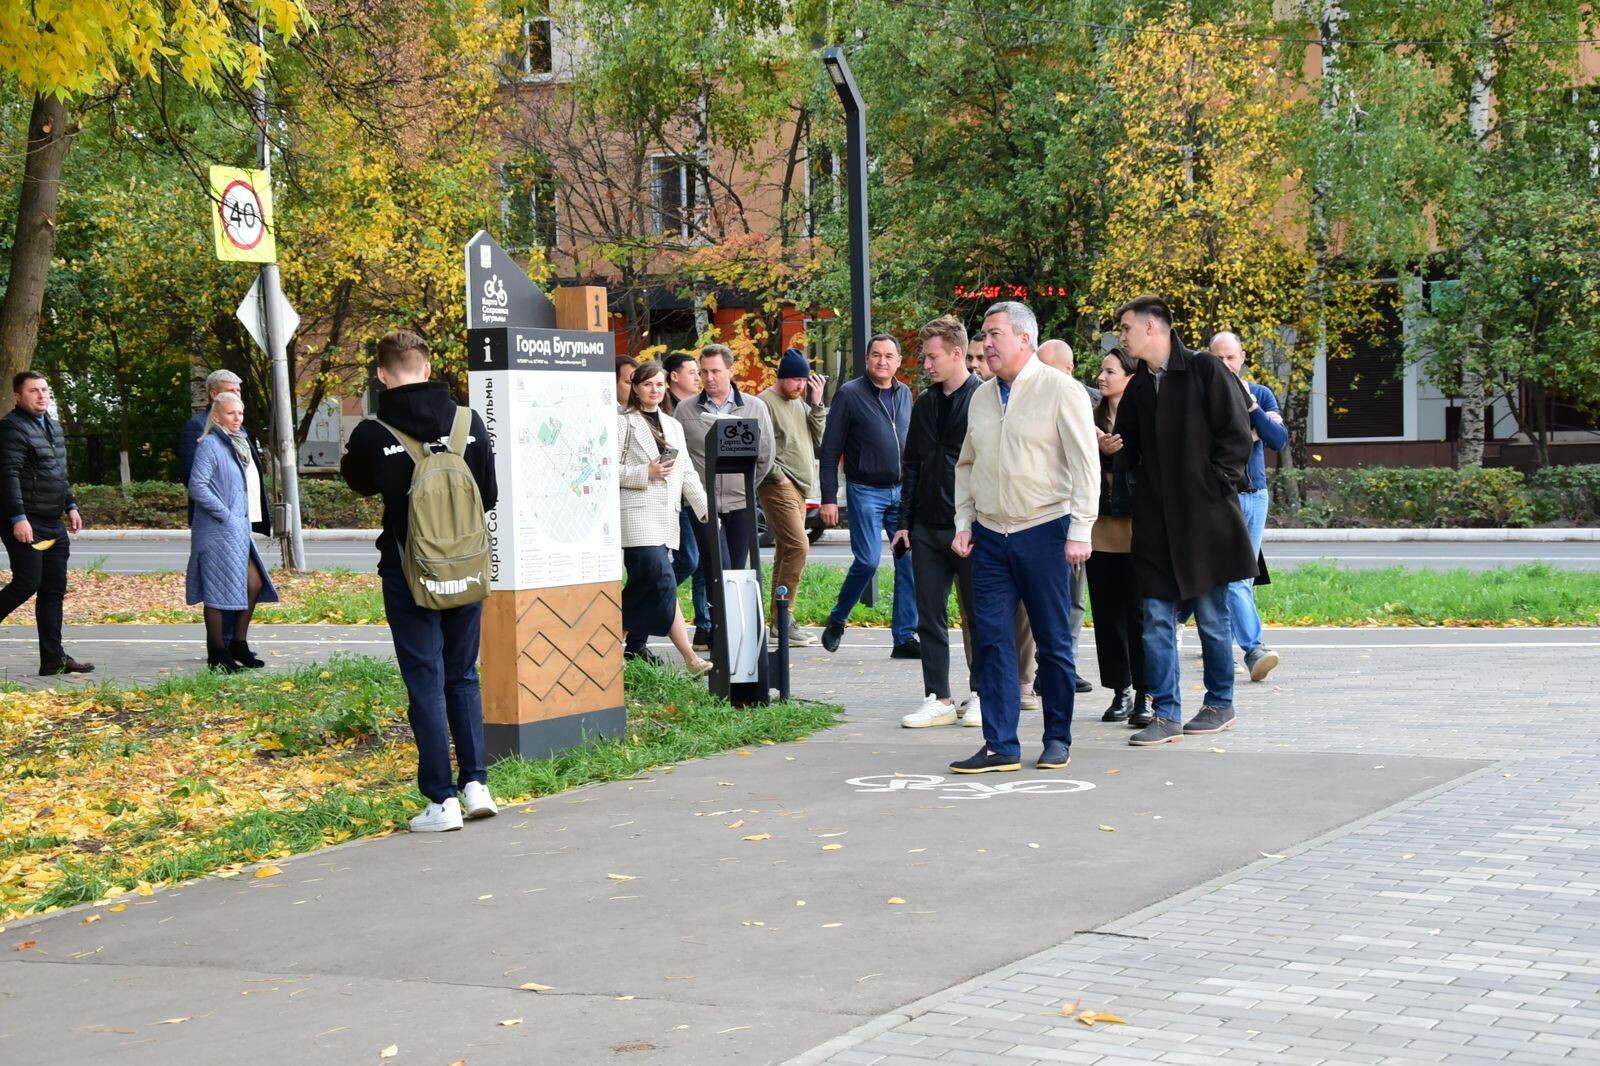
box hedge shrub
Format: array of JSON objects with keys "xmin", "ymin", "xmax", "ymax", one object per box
[
  {"xmin": 1270, "ymin": 464, "xmax": 1598, "ymax": 528},
  {"xmin": 75, "ymin": 479, "xmax": 383, "ymax": 529},
  {"xmin": 71, "ymin": 466, "xmax": 1600, "ymax": 530}
]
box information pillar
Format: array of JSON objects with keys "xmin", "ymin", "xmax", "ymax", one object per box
[{"xmin": 465, "ymin": 231, "xmax": 623, "ymax": 759}]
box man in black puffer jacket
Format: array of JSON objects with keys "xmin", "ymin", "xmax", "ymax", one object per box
[
  {"xmin": 0, "ymin": 371, "xmax": 93, "ymax": 675},
  {"xmin": 342, "ymin": 331, "xmax": 498, "ymax": 834}
]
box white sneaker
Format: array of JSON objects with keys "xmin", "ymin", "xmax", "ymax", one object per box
[
  {"xmin": 410, "ymin": 796, "xmax": 464, "ymax": 832},
  {"xmin": 960, "ymin": 696, "xmax": 983, "ymax": 727},
  {"xmin": 1019, "ymin": 688, "xmax": 1042, "ymax": 713},
  {"xmin": 460, "ymin": 781, "xmax": 499, "ymax": 819},
  {"xmin": 901, "ymin": 694, "xmax": 958, "ymax": 728}
]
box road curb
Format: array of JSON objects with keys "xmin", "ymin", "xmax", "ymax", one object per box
[{"xmin": 71, "ymin": 526, "xmax": 1599, "ymax": 543}]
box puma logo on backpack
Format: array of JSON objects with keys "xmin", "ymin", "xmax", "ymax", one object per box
[{"xmin": 378, "ymin": 408, "xmax": 491, "ymax": 610}]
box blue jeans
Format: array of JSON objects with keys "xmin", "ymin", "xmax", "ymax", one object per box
[
  {"xmin": 1228, "ymin": 488, "xmax": 1269, "ymax": 654},
  {"xmin": 677, "ymin": 508, "xmax": 707, "ymax": 631},
  {"xmin": 1142, "ymin": 585, "xmax": 1233, "ymax": 723},
  {"xmin": 830, "ymin": 482, "xmax": 917, "ymax": 645},
  {"xmin": 970, "ymin": 519, "xmax": 1077, "ymax": 759},
  {"xmin": 381, "ymin": 569, "xmax": 488, "ymax": 803}
]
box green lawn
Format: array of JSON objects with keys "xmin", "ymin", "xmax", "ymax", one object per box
[{"xmin": 721, "ymin": 561, "xmax": 1600, "ymax": 628}]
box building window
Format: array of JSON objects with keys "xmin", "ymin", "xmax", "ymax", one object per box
[
  {"xmin": 1327, "ymin": 299, "xmax": 1405, "ymax": 439},
  {"xmin": 652, "ymin": 155, "xmax": 696, "ymax": 239},
  {"xmin": 514, "ymin": 0, "xmax": 552, "ymax": 77},
  {"xmin": 502, "ymin": 160, "xmax": 558, "ymax": 252},
  {"xmin": 805, "ymin": 146, "xmax": 840, "ymax": 239}
]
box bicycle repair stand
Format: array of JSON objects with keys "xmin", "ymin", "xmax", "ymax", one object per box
[{"xmin": 701, "ymin": 416, "xmax": 771, "ymax": 707}]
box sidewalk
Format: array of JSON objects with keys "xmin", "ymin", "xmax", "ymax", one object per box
[{"xmin": 1, "ymin": 624, "xmax": 1596, "ymax": 1065}]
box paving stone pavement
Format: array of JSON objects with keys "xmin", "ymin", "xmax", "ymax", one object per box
[{"xmin": 789, "ymin": 629, "xmax": 1600, "ymax": 1066}]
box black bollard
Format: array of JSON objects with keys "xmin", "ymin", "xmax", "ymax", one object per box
[{"xmin": 774, "ymin": 585, "xmax": 791, "ymax": 702}]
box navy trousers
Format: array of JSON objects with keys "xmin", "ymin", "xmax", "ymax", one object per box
[
  {"xmin": 381, "ymin": 568, "xmax": 488, "ymax": 803},
  {"xmin": 970, "ymin": 518, "xmax": 1079, "ymax": 760}
]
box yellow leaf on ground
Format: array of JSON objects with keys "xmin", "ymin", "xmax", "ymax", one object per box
[
  {"xmin": 1060, "ymin": 999, "xmax": 1082, "ymax": 1017},
  {"xmin": 726, "ymin": 819, "xmax": 745, "ymax": 829},
  {"xmin": 742, "ymin": 833, "xmax": 771, "ymax": 842},
  {"xmin": 518, "ymin": 983, "xmax": 553, "ymax": 992},
  {"xmin": 886, "ymin": 897, "xmax": 906, "ymax": 905},
  {"xmin": 499, "ymin": 1018, "xmax": 522, "ymax": 1027},
  {"xmin": 135, "ymin": 882, "xmax": 154, "ymax": 896},
  {"xmin": 82, "ymin": 914, "xmax": 101, "ymax": 924},
  {"xmin": 153, "ymin": 1017, "xmax": 191, "ymax": 1025},
  {"xmin": 1104, "ymin": 768, "xmax": 1121, "ymax": 775},
  {"xmin": 379, "ymin": 1046, "xmax": 398, "ymax": 1059},
  {"xmin": 736, "ymin": 749, "xmax": 752, "ymax": 756},
  {"xmin": 254, "ymin": 865, "xmax": 283, "ymax": 879},
  {"xmin": 109, "ymin": 904, "xmax": 126, "ymax": 913},
  {"xmin": 821, "ymin": 843, "xmax": 843, "ymax": 851},
  {"xmin": 606, "ymin": 873, "xmax": 635, "ymax": 881},
  {"xmin": 1098, "ymin": 825, "xmax": 1116, "ymax": 832},
  {"xmin": 1077, "ymin": 1010, "xmax": 1128, "ymax": 1026}
]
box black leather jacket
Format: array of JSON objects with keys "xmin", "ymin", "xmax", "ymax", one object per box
[{"xmin": 0, "ymin": 407, "xmax": 75, "ymax": 531}]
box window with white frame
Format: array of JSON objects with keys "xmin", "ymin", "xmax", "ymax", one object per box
[
  {"xmin": 652, "ymin": 155, "xmax": 696, "ymax": 239},
  {"xmin": 514, "ymin": 0, "xmax": 552, "ymax": 78}
]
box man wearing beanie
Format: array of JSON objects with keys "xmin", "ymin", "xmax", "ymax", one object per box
[{"xmin": 758, "ymin": 349, "xmax": 828, "ymax": 646}]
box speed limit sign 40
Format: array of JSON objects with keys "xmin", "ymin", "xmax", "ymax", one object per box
[{"xmin": 209, "ymin": 165, "xmax": 277, "ymax": 263}]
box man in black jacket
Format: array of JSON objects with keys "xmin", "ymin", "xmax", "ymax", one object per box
[
  {"xmin": 0, "ymin": 371, "xmax": 93, "ymax": 675},
  {"xmin": 893, "ymin": 317, "xmax": 981, "ymax": 727},
  {"xmin": 342, "ymin": 331, "xmax": 499, "ymax": 833},
  {"xmin": 817, "ymin": 334, "xmax": 918, "ymax": 657},
  {"xmin": 1112, "ymin": 296, "xmax": 1255, "ymax": 747}
]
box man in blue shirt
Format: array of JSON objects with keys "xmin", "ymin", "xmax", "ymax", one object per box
[
  {"xmin": 818, "ymin": 334, "xmax": 919, "ymax": 658},
  {"xmin": 1210, "ymin": 332, "xmax": 1288, "ymax": 682}
]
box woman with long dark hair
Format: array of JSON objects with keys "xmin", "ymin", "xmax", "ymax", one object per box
[
  {"xmin": 1086, "ymin": 348, "xmax": 1150, "ymax": 725},
  {"xmin": 618, "ymin": 361, "xmax": 712, "ymax": 675}
]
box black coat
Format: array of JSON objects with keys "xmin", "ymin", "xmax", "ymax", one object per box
[
  {"xmin": 897, "ymin": 374, "xmax": 980, "ymax": 531},
  {"xmin": 0, "ymin": 408, "xmax": 75, "ymax": 532},
  {"xmin": 341, "ymin": 381, "xmax": 498, "ymax": 573},
  {"xmin": 1112, "ymin": 332, "xmax": 1256, "ymax": 601}
]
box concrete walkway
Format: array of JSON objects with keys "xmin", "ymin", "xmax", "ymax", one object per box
[{"xmin": 1, "ymin": 624, "xmax": 1596, "ymax": 1065}]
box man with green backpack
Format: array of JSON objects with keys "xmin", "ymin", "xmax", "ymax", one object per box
[{"xmin": 342, "ymin": 330, "xmax": 499, "ymax": 833}]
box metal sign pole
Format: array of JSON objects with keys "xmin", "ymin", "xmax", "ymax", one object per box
[{"xmin": 250, "ymin": 19, "xmax": 306, "ymax": 571}]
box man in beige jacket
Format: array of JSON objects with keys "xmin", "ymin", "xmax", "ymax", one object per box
[{"xmin": 950, "ymin": 302, "xmax": 1099, "ymax": 774}]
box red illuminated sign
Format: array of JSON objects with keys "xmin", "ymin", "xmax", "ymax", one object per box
[{"xmin": 953, "ymin": 283, "xmax": 1072, "ymax": 300}]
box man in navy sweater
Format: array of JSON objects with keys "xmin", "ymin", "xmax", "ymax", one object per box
[
  {"xmin": 818, "ymin": 334, "xmax": 919, "ymax": 658},
  {"xmin": 1210, "ymin": 332, "xmax": 1288, "ymax": 682}
]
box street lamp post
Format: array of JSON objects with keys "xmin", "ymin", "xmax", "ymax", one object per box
[{"xmin": 822, "ymin": 47, "xmax": 869, "ymax": 380}]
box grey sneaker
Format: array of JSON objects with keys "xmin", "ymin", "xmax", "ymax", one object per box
[
  {"xmin": 1183, "ymin": 705, "xmax": 1236, "ymax": 734},
  {"xmin": 1244, "ymin": 645, "xmax": 1279, "ymax": 682},
  {"xmin": 788, "ymin": 619, "xmax": 817, "ymax": 646},
  {"xmin": 1129, "ymin": 717, "xmax": 1185, "ymax": 746}
]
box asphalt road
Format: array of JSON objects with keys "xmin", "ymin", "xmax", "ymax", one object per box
[{"xmin": 63, "ymin": 531, "xmax": 1600, "ymax": 573}]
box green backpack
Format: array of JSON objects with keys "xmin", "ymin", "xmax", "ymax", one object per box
[{"xmin": 377, "ymin": 408, "xmax": 491, "ymax": 610}]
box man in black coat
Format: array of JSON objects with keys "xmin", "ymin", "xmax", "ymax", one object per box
[
  {"xmin": 0, "ymin": 371, "xmax": 93, "ymax": 675},
  {"xmin": 1112, "ymin": 296, "xmax": 1255, "ymax": 747},
  {"xmin": 341, "ymin": 330, "xmax": 498, "ymax": 833},
  {"xmin": 892, "ymin": 316, "xmax": 983, "ymax": 728}
]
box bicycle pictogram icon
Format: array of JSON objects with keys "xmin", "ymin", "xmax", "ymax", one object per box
[{"xmin": 845, "ymin": 773, "xmax": 1096, "ymax": 801}]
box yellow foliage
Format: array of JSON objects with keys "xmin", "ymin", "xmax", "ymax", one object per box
[{"xmin": 0, "ymin": 0, "xmax": 308, "ymax": 98}]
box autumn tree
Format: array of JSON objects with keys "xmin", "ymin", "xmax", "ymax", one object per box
[{"xmin": 0, "ymin": 0, "xmax": 308, "ymax": 411}]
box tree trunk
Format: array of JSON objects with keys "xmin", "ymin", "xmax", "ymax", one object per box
[
  {"xmin": 109, "ymin": 322, "xmax": 132, "ymax": 488},
  {"xmin": 1456, "ymin": 0, "xmax": 1495, "ymax": 469},
  {"xmin": 0, "ymin": 93, "xmax": 75, "ymax": 414}
]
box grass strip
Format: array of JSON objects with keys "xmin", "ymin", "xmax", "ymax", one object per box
[
  {"xmin": 0, "ymin": 658, "xmax": 840, "ymax": 922},
  {"xmin": 734, "ymin": 560, "xmax": 1600, "ymax": 628}
]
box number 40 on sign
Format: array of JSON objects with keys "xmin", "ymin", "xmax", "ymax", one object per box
[{"xmin": 209, "ymin": 165, "xmax": 277, "ymax": 264}]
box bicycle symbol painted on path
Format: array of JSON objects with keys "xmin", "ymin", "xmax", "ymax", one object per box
[{"xmin": 845, "ymin": 774, "xmax": 1096, "ymax": 801}]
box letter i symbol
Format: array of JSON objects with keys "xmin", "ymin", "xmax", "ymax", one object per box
[{"xmin": 483, "ymin": 337, "xmax": 492, "ymax": 364}]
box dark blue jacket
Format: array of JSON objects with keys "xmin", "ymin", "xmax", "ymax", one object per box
[
  {"xmin": 818, "ymin": 376, "xmax": 911, "ymax": 505},
  {"xmin": 1243, "ymin": 381, "xmax": 1288, "ymax": 492}
]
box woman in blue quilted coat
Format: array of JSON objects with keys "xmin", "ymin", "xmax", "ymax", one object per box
[{"xmin": 187, "ymin": 392, "xmax": 278, "ymax": 671}]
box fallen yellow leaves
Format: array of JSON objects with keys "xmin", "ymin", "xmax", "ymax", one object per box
[
  {"xmin": 518, "ymin": 983, "xmax": 553, "ymax": 992},
  {"xmin": 499, "ymin": 1018, "xmax": 523, "ymax": 1027},
  {"xmin": 742, "ymin": 833, "xmax": 772, "ymax": 842},
  {"xmin": 606, "ymin": 873, "xmax": 636, "ymax": 882},
  {"xmin": 1061, "ymin": 1000, "xmax": 1128, "ymax": 1026},
  {"xmin": 379, "ymin": 1045, "xmax": 399, "ymax": 1059},
  {"xmin": 0, "ymin": 664, "xmax": 415, "ymax": 924},
  {"xmin": 885, "ymin": 897, "xmax": 906, "ymax": 905}
]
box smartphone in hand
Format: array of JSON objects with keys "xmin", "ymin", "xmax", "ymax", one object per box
[{"xmin": 658, "ymin": 446, "xmax": 679, "ymax": 464}]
